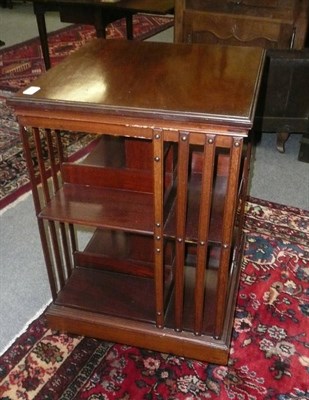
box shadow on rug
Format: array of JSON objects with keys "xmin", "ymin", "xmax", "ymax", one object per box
[{"xmin": 0, "ymin": 198, "xmax": 308, "ymax": 399}]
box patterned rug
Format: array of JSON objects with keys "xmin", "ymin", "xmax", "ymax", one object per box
[
  {"xmin": 0, "ymin": 15, "xmax": 174, "ymax": 210},
  {"xmin": 0, "ymin": 198, "xmax": 308, "ymax": 400},
  {"xmin": 0, "ymin": 90, "xmax": 97, "ymax": 210}
]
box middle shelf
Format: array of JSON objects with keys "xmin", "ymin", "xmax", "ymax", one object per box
[
  {"xmin": 38, "ymin": 134, "xmax": 228, "ymax": 243},
  {"xmin": 40, "ymin": 183, "xmax": 155, "ymax": 234},
  {"xmin": 39, "ymin": 173, "xmax": 226, "ymax": 243}
]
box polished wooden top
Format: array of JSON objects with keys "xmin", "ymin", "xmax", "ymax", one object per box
[{"xmin": 10, "ymin": 39, "xmax": 264, "ymax": 126}]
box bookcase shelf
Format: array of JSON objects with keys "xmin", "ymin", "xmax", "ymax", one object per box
[{"xmin": 39, "ymin": 184, "xmax": 155, "ymax": 234}]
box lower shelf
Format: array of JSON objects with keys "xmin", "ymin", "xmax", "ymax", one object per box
[
  {"xmin": 46, "ymin": 225, "xmax": 242, "ymax": 364},
  {"xmin": 46, "ymin": 303, "xmax": 231, "ymax": 364},
  {"xmin": 54, "ymin": 267, "xmax": 173, "ymax": 324},
  {"xmin": 47, "ymin": 245, "xmax": 240, "ymax": 364}
]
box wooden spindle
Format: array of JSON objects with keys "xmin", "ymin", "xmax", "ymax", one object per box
[
  {"xmin": 174, "ymin": 131, "xmax": 190, "ymax": 331},
  {"xmin": 153, "ymin": 129, "xmax": 164, "ymax": 328},
  {"xmin": 45, "ymin": 128, "xmax": 59, "ymax": 193},
  {"xmin": 214, "ymin": 137, "xmax": 243, "ymax": 339},
  {"xmin": 194, "ymin": 134, "xmax": 216, "ymax": 335}
]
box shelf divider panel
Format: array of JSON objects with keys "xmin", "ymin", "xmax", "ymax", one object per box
[
  {"xmin": 153, "ymin": 129, "xmax": 165, "ymax": 329},
  {"xmin": 214, "ymin": 137, "xmax": 243, "ymax": 339}
]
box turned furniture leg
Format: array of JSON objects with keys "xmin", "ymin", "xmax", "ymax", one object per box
[
  {"xmin": 33, "ymin": 4, "xmax": 51, "ymax": 70},
  {"xmin": 95, "ymin": 11, "xmax": 134, "ymax": 40},
  {"xmin": 126, "ymin": 14, "xmax": 134, "ymax": 39},
  {"xmin": 276, "ymin": 132, "xmax": 290, "ymax": 153}
]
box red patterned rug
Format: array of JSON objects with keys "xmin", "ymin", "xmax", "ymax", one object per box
[
  {"xmin": 0, "ymin": 198, "xmax": 308, "ymax": 399},
  {"xmin": 0, "ymin": 15, "xmax": 173, "ymax": 210}
]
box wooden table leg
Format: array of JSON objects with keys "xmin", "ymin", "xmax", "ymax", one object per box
[
  {"xmin": 33, "ymin": 3, "xmax": 51, "ymax": 70},
  {"xmin": 126, "ymin": 14, "xmax": 134, "ymax": 39},
  {"xmin": 95, "ymin": 10, "xmax": 135, "ymax": 39},
  {"xmin": 298, "ymin": 132, "xmax": 309, "ymax": 162},
  {"xmin": 276, "ymin": 131, "xmax": 290, "ymax": 153}
]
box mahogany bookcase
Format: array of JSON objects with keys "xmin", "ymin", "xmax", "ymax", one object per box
[{"xmin": 8, "ymin": 39, "xmax": 264, "ymax": 364}]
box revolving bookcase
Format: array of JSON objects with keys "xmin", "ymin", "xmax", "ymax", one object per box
[{"xmin": 8, "ymin": 39, "xmax": 264, "ymax": 364}]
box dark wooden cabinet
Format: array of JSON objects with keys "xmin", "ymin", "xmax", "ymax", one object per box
[
  {"xmin": 174, "ymin": 0, "xmax": 309, "ymax": 154},
  {"xmin": 174, "ymin": 0, "xmax": 308, "ymax": 49},
  {"xmin": 254, "ymin": 48, "xmax": 309, "ymax": 152},
  {"xmin": 8, "ymin": 39, "xmax": 264, "ymax": 365}
]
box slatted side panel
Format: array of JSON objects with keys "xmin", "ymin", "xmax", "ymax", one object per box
[
  {"xmin": 20, "ymin": 126, "xmax": 57, "ymax": 299},
  {"xmin": 169, "ymin": 131, "xmax": 245, "ymax": 340},
  {"xmin": 214, "ymin": 137, "xmax": 243, "ymax": 339},
  {"xmin": 20, "ymin": 126, "xmax": 75, "ymax": 297}
]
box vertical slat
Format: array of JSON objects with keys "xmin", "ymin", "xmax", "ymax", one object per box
[
  {"xmin": 33, "ymin": 127, "xmax": 65, "ymax": 289},
  {"xmin": 174, "ymin": 131, "xmax": 190, "ymax": 331},
  {"xmin": 47, "ymin": 229, "xmax": 65, "ymax": 291},
  {"xmin": 214, "ymin": 137, "xmax": 243, "ymax": 339},
  {"xmin": 20, "ymin": 127, "xmax": 42, "ymax": 214},
  {"xmin": 194, "ymin": 134, "xmax": 216, "ymax": 335},
  {"xmin": 233, "ymin": 138, "xmax": 252, "ymax": 280},
  {"xmin": 55, "ymin": 130, "xmax": 65, "ymax": 165},
  {"xmin": 20, "ymin": 126, "xmax": 57, "ymax": 299},
  {"xmin": 174, "ymin": 0, "xmax": 185, "ymax": 42},
  {"xmin": 32, "ymin": 127, "xmax": 50, "ymax": 204},
  {"xmin": 59, "ymin": 222, "xmax": 73, "ymax": 279},
  {"xmin": 55, "ymin": 129, "xmax": 65, "ymax": 188},
  {"xmin": 55, "ymin": 129, "xmax": 75, "ymax": 276},
  {"xmin": 45, "ymin": 128, "xmax": 59, "ymax": 192},
  {"xmin": 236, "ymin": 138, "xmax": 251, "ymax": 253},
  {"xmin": 46, "ymin": 130, "xmax": 73, "ymax": 276},
  {"xmin": 67, "ymin": 224, "xmax": 77, "ymax": 276},
  {"xmin": 153, "ymin": 129, "xmax": 164, "ymax": 328},
  {"xmin": 69, "ymin": 224, "xmax": 77, "ymax": 254}
]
